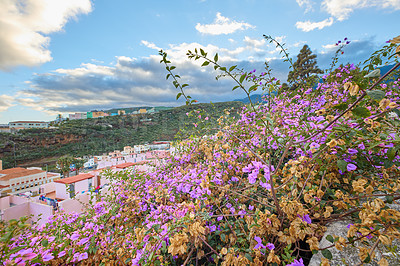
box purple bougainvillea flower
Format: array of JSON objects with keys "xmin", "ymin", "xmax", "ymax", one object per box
[
  {"xmin": 58, "ymin": 251, "xmax": 66, "ymax": 258},
  {"xmin": 287, "ymin": 258, "xmax": 304, "ymax": 266},
  {"xmin": 347, "ymin": 223, "xmax": 354, "ymax": 229},
  {"xmin": 266, "ymin": 243, "xmax": 275, "ymax": 250},
  {"xmin": 78, "ymin": 237, "xmax": 90, "ymax": 245},
  {"xmin": 70, "ymin": 232, "xmax": 80, "ymax": 241},
  {"xmin": 254, "ymin": 236, "xmax": 267, "ymax": 249},
  {"xmin": 358, "ymin": 143, "xmax": 365, "ymax": 149},
  {"xmin": 42, "ymin": 253, "xmax": 54, "ymax": 262},
  {"xmin": 78, "ymin": 252, "xmax": 88, "ymax": 261},
  {"xmin": 299, "ymin": 214, "xmax": 312, "ymax": 224},
  {"xmin": 348, "ymin": 148, "xmax": 358, "ymax": 154},
  {"xmin": 347, "ymin": 163, "xmax": 357, "ymax": 171},
  {"xmin": 248, "ymin": 205, "xmax": 254, "ymax": 210},
  {"xmin": 19, "ymin": 248, "xmax": 37, "ymax": 260}
]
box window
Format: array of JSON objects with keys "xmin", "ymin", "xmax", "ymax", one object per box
[
  {"xmin": 88, "ymin": 178, "xmax": 92, "ymax": 189},
  {"xmin": 69, "ymin": 184, "xmax": 75, "ymax": 198}
]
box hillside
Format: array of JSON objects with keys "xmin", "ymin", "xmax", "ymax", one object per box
[{"xmin": 0, "ymin": 101, "xmax": 243, "ymax": 169}]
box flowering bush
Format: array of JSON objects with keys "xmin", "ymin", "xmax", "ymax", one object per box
[{"xmin": 1, "ymin": 36, "xmax": 400, "ymax": 265}]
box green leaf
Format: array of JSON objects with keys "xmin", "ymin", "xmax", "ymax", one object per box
[
  {"xmin": 387, "ymin": 147, "xmax": 397, "ymax": 161},
  {"xmin": 214, "ymin": 53, "xmax": 218, "ymax": 62},
  {"xmin": 326, "ymin": 235, "xmax": 334, "ymax": 243},
  {"xmin": 239, "ymin": 74, "xmax": 246, "ymax": 84},
  {"xmin": 220, "ymin": 67, "xmax": 226, "ymax": 71},
  {"xmin": 41, "ymin": 239, "xmax": 48, "ymax": 247},
  {"xmin": 352, "ymin": 106, "xmax": 371, "ymax": 118},
  {"xmin": 166, "ymin": 74, "xmax": 171, "ymax": 80},
  {"xmin": 244, "ymin": 253, "xmax": 253, "ymax": 262},
  {"xmin": 200, "ymin": 48, "xmax": 205, "ymax": 56},
  {"xmin": 229, "ymin": 65, "xmax": 237, "ymax": 72},
  {"xmin": 321, "ymin": 249, "xmax": 333, "ymax": 260},
  {"xmin": 169, "ymin": 66, "xmax": 176, "ymax": 70},
  {"xmin": 386, "ymin": 195, "xmax": 394, "ymax": 204},
  {"xmin": 232, "ymin": 85, "xmax": 240, "ymax": 91},
  {"xmin": 220, "ymin": 234, "xmax": 226, "ymax": 242},
  {"xmin": 182, "ymin": 84, "xmax": 189, "ymax": 88},
  {"xmin": 176, "ymin": 93, "xmax": 182, "ymax": 100},
  {"xmin": 363, "ymin": 253, "xmax": 371, "ymax": 263},
  {"xmin": 367, "ymin": 90, "xmax": 385, "ymax": 101},
  {"xmin": 333, "ymin": 102, "xmax": 348, "ymax": 110},
  {"xmin": 249, "ymin": 84, "xmax": 258, "ymax": 92},
  {"xmin": 201, "ymin": 61, "xmax": 210, "ymax": 66},
  {"xmin": 337, "ymin": 160, "xmax": 347, "ymax": 172}
]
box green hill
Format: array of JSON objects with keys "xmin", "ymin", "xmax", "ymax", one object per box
[{"xmin": 0, "ymin": 101, "xmax": 242, "ymax": 169}]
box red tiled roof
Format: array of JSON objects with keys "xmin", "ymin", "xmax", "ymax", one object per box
[
  {"xmin": 0, "ymin": 167, "xmax": 26, "ymax": 174},
  {"xmin": 55, "ymin": 173, "xmax": 94, "ymax": 184},
  {"xmin": 47, "ymin": 173, "xmax": 59, "ymax": 177},
  {"xmin": 0, "ymin": 184, "xmax": 9, "ymax": 189},
  {"xmin": 116, "ymin": 162, "xmax": 135, "ymax": 169},
  {"xmin": 0, "ymin": 168, "xmax": 45, "ymax": 181}
]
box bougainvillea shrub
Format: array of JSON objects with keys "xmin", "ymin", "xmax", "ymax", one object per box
[{"xmin": 1, "ymin": 36, "xmax": 400, "ymax": 265}]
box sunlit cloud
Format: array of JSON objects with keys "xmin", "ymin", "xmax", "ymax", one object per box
[
  {"xmin": 195, "ymin": 12, "xmax": 255, "ymax": 35},
  {"xmin": 0, "ymin": 0, "xmax": 92, "ymax": 70}
]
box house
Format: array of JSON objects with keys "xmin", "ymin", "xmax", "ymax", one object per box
[
  {"xmin": 118, "ymin": 110, "xmax": 126, "ymax": 115},
  {"xmin": 149, "ymin": 141, "xmax": 170, "ymax": 150},
  {"xmin": 8, "ymin": 121, "xmax": 49, "ymax": 130},
  {"xmin": 0, "ymin": 195, "xmax": 53, "ymax": 227},
  {"xmin": 0, "ymin": 124, "xmax": 11, "ymax": 133},
  {"xmin": 68, "ymin": 113, "xmax": 88, "ymax": 120},
  {"xmin": 0, "ymin": 167, "xmax": 59, "ymax": 195},
  {"xmin": 139, "ymin": 109, "xmax": 147, "ymax": 114},
  {"xmin": 134, "ymin": 144, "xmax": 150, "ymax": 153},
  {"xmin": 54, "ymin": 173, "xmax": 96, "ymax": 199}
]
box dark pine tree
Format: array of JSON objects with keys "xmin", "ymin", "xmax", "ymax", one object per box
[{"xmin": 287, "ymin": 45, "xmax": 323, "ymax": 89}]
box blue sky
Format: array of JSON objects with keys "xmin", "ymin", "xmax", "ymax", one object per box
[{"xmin": 0, "ymin": 0, "xmax": 399, "ymax": 123}]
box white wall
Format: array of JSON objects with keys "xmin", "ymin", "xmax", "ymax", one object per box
[
  {"xmin": 0, "ymin": 196, "xmax": 10, "ymax": 211},
  {"xmin": 55, "ymin": 183, "xmax": 69, "ymax": 200},
  {"xmin": 40, "ymin": 182, "xmax": 55, "ymax": 194}
]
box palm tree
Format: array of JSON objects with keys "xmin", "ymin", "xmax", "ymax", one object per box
[{"xmin": 57, "ymin": 155, "xmax": 73, "ymax": 178}]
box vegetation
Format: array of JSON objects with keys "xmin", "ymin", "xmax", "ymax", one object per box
[
  {"xmin": 0, "ymin": 101, "xmax": 242, "ymax": 170},
  {"xmin": 287, "ymin": 44, "xmax": 323, "ymax": 90},
  {"xmin": 1, "ymin": 35, "xmax": 400, "ymax": 266}
]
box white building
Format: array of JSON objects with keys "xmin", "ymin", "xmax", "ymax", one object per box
[
  {"xmin": 0, "ymin": 167, "xmax": 59, "ymax": 195},
  {"xmin": 8, "ymin": 121, "xmax": 49, "ymax": 130},
  {"xmin": 134, "ymin": 144, "xmax": 150, "ymax": 153}
]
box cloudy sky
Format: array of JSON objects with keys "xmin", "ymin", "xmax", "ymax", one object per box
[{"xmin": 0, "ymin": 0, "xmax": 399, "ymax": 123}]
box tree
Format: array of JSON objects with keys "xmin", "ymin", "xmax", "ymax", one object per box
[
  {"xmin": 57, "ymin": 155, "xmax": 73, "ymax": 178},
  {"xmin": 287, "ymin": 44, "xmax": 323, "ymax": 89},
  {"xmin": 73, "ymin": 158, "xmax": 85, "ymax": 175}
]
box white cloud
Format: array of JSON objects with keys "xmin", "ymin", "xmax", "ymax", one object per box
[
  {"xmin": 296, "ymin": 0, "xmax": 314, "ymax": 12},
  {"xmin": 0, "ymin": 0, "xmax": 92, "ymax": 70},
  {"xmin": 195, "ymin": 12, "xmax": 255, "ymax": 35},
  {"xmin": 141, "ymin": 40, "xmax": 161, "ymax": 50},
  {"xmin": 0, "ymin": 95, "xmax": 14, "ymax": 112},
  {"xmin": 322, "ymin": 0, "xmax": 400, "ymax": 21},
  {"xmin": 19, "ymin": 40, "xmax": 292, "ymax": 113},
  {"xmin": 295, "ymin": 17, "xmax": 334, "ymax": 32},
  {"xmin": 243, "ymin": 36, "xmax": 266, "ymax": 48}
]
